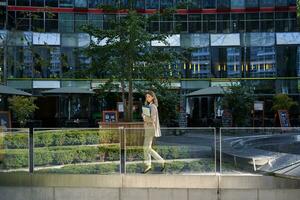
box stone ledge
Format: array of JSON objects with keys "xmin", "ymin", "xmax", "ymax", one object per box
[{"xmin": 0, "ymin": 173, "xmax": 300, "ymax": 189}]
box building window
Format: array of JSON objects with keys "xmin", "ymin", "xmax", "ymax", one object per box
[
  {"xmin": 16, "ymin": 0, "xmax": 29, "ymax": 6},
  {"xmin": 46, "ymin": 0, "xmax": 58, "ymax": 7},
  {"xmin": 226, "ymin": 48, "xmax": 241, "ymax": 78},
  {"xmin": 8, "ymin": 0, "xmax": 15, "ymax": 5},
  {"xmin": 245, "ymin": 0, "xmax": 259, "ymax": 8},
  {"xmin": 59, "ymin": 13, "xmax": 74, "ymax": 32},
  {"xmin": 246, "ymin": 13, "xmax": 259, "ymax": 32},
  {"xmin": 217, "ymin": 14, "xmax": 230, "ymax": 33},
  {"xmin": 33, "ymin": 46, "xmax": 62, "ymax": 78},
  {"xmin": 277, "ymin": 46, "xmax": 297, "ymax": 77},
  {"xmin": 89, "ymin": 0, "xmax": 101, "ymax": 8},
  {"xmin": 188, "ymin": 14, "xmax": 202, "ymax": 33},
  {"xmin": 260, "ymin": 13, "xmax": 274, "ymax": 32},
  {"xmin": 59, "ymin": 0, "xmax": 73, "ymax": 7},
  {"xmin": 145, "ymin": 0, "xmax": 159, "ymax": 9},
  {"xmin": 89, "ymin": 14, "xmax": 103, "ymax": 30},
  {"xmin": 217, "ymin": 0, "xmax": 230, "ymax": 9},
  {"xmin": 148, "ymin": 14, "xmax": 159, "ymax": 33},
  {"xmin": 260, "ymin": 0, "xmax": 274, "ymax": 7},
  {"xmin": 74, "ymin": 0, "xmax": 88, "ymax": 8},
  {"xmin": 31, "ymin": 0, "xmax": 44, "ymax": 7},
  {"xmin": 160, "ymin": 0, "xmax": 174, "ymax": 9},
  {"xmin": 203, "ymin": 0, "xmax": 216, "ymax": 9},
  {"xmin": 276, "ymin": 0, "xmax": 288, "ymax": 7},
  {"xmin": 0, "ymin": 6, "xmax": 5, "ymax": 29},
  {"xmin": 288, "ymin": 12, "xmax": 297, "ymax": 32},
  {"xmin": 16, "ymin": 11, "xmax": 30, "ymax": 31},
  {"xmin": 231, "ymin": 13, "xmax": 245, "ymax": 32},
  {"xmin": 297, "ymin": 47, "xmax": 300, "ymax": 77},
  {"xmin": 231, "ymin": 0, "xmax": 245, "ymax": 8},
  {"xmin": 190, "ymin": 48, "xmax": 211, "ymax": 78},
  {"xmin": 189, "ymin": 0, "xmax": 202, "ymax": 9},
  {"xmin": 45, "ymin": 12, "xmax": 58, "ymax": 32},
  {"xmin": 160, "ymin": 14, "xmax": 173, "ymax": 33},
  {"xmin": 203, "ymin": 14, "xmax": 216, "ymax": 33},
  {"xmin": 249, "ymin": 46, "xmax": 276, "ymax": 78},
  {"xmin": 288, "ymin": 0, "xmax": 296, "ymax": 6},
  {"xmin": 174, "ymin": 14, "xmax": 187, "ymax": 33},
  {"xmin": 8, "ymin": 46, "xmax": 33, "ymax": 78},
  {"xmin": 75, "ymin": 14, "xmax": 87, "ymax": 32},
  {"xmin": 275, "ymin": 12, "xmax": 289, "ymax": 32},
  {"xmin": 103, "ymin": 14, "xmax": 116, "ymax": 30},
  {"xmin": 175, "ymin": 0, "xmax": 188, "ymax": 9},
  {"xmin": 31, "ymin": 12, "xmax": 44, "ymax": 32}
]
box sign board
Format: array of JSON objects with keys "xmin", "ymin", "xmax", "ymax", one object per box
[
  {"xmin": 103, "ymin": 110, "xmax": 118, "ymax": 123},
  {"xmin": 117, "ymin": 102, "xmax": 124, "ymax": 112},
  {"xmin": 277, "ymin": 110, "xmax": 290, "ymax": 127},
  {"xmin": 254, "ymin": 101, "xmax": 264, "ymax": 111},
  {"xmin": 222, "ymin": 109, "xmax": 232, "ymax": 127},
  {"xmin": 0, "ymin": 111, "xmax": 11, "ymax": 130}
]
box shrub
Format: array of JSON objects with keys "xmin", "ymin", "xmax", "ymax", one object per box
[
  {"xmin": 34, "ymin": 149, "xmax": 53, "ymax": 166},
  {"xmin": 52, "ymin": 132, "xmax": 65, "ymax": 146},
  {"xmin": 52, "ymin": 150, "xmax": 75, "ymax": 165},
  {"xmin": 2, "ymin": 149, "xmax": 28, "ymax": 168},
  {"xmin": 99, "ymin": 129, "xmax": 119, "ymax": 144},
  {"xmin": 4, "ymin": 134, "xmax": 28, "ymax": 149},
  {"xmin": 34, "ymin": 132, "xmax": 52, "ymax": 147},
  {"xmin": 74, "ymin": 147, "xmax": 99, "ymax": 163},
  {"xmin": 64, "ymin": 131, "xmax": 86, "ymax": 145}
]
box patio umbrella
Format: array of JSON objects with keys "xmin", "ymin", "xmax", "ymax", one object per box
[
  {"xmin": 42, "ymin": 87, "xmax": 94, "ymax": 120},
  {"xmin": 186, "ymin": 86, "xmax": 227, "ymax": 97},
  {"xmin": 186, "ymin": 86, "xmax": 230, "ymax": 119},
  {"xmin": 0, "ymin": 85, "xmax": 31, "ymax": 96}
]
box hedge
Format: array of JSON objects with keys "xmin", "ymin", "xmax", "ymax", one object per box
[
  {"xmin": 3, "ymin": 129, "xmax": 120, "ymax": 149},
  {"xmin": 35, "ymin": 160, "xmax": 216, "ymax": 174},
  {"xmin": 0, "ymin": 145, "xmax": 191, "ymax": 169}
]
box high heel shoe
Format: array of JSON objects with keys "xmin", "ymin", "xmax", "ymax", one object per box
[{"xmin": 143, "ymin": 166, "xmax": 152, "ymax": 173}]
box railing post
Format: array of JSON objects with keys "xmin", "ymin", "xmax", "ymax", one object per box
[
  {"xmin": 120, "ymin": 127, "xmax": 125, "ymax": 174},
  {"xmin": 29, "ymin": 126, "xmax": 34, "ymax": 173}
]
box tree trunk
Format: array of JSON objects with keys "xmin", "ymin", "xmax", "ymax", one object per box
[{"xmin": 121, "ymin": 80, "xmax": 127, "ymax": 121}]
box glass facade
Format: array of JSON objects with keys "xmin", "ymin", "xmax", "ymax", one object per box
[
  {"xmin": 5, "ymin": 0, "xmax": 297, "ymax": 8},
  {"xmin": 0, "ymin": 0, "xmax": 299, "ymax": 81}
]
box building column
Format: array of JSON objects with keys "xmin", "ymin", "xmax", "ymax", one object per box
[{"xmin": 178, "ymin": 89, "xmax": 187, "ymax": 127}]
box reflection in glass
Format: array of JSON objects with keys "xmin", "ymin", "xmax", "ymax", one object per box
[
  {"xmin": 250, "ymin": 46, "xmax": 276, "ymax": 78},
  {"xmin": 190, "ymin": 48, "xmax": 211, "ymax": 78}
]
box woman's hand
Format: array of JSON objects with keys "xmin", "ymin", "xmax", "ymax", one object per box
[{"xmin": 141, "ymin": 114, "xmax": 146, "ymax": 121}]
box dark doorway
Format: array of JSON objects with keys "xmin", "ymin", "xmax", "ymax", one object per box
[{"xmin": 35, "ymin": 96, "xmax": 57, "ymax": 127}]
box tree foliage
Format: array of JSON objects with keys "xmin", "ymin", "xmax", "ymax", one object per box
[
  {"xmin": 271, "ymin": 93, "xmax": 298, "ymax": 112},
  {"xmin": 222, "ymin": 84, "xmax": 254, "ymax": 126},
  {"xmin": 8, "ymin": 96, "xmax": 39, "ymax": 127},
  {"xmin": 82, "ymin": 10, "xmax": 181, "ymax": 121}
]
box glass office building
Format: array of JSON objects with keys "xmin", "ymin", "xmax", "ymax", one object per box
[{"xmin": 0, "ymin": 0, "xmax": 299, "ymax": 126}]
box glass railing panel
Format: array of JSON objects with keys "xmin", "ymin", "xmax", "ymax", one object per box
[
  {"xmin": 124, "ymin": 128, "xmax": 216, "ymax": 174},
  {"xmin": 220, "ymin": 127, "xmax": 300, "ymax": 176},
  {"xmin": 33, "ymin": 128, "xmax": 121, "ymax": 174},
  {"xmin": 0, "ymin": 128, "xmax": 29, "ymax": 173}
]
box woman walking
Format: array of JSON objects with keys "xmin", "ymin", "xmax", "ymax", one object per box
[{"xmin": 142, "ymin": 91, "xmax": 165, "ymax": 173}]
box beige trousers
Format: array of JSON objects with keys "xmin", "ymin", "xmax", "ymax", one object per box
[{"xmin": 143, "ymin": 126, "xmax": 164, "ymax": 167}]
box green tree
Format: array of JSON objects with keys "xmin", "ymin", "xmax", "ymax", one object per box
[
  {"xmin": 221, "ymin": 84, "xmax": 254, "ymax": 126},
  {"xmin": 8, "ymin": 96, "xmax": 38, "ymax": 127},
  {"xmin": 298, "ymin": 0, "xmax": 300, "ymax": 28},
  {"xmin": 82, "ymin": 8, "xmax": 180, "ymax": 122},
  {"xmin": 271, "ymin": 93, "xmax": 298, "ymax": 112}
]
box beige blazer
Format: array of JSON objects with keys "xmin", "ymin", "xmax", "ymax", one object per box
[{"xmin": 143, "ymin": 103, "xmax": 161, "ymax": 137}]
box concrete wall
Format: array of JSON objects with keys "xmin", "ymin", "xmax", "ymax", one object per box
[{"xmin": 0, "ymin": 174, "xmax": 300, "ymax": 200}]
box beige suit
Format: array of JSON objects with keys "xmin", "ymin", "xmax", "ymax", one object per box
[{"xmin": 143, "ymin": 103, "xmax": 164, "ymax": 167}]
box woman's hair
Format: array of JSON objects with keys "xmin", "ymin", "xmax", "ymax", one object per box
[{"xmin": 145, "ymin": 90, "xmax": 158, "ymax": 107}]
